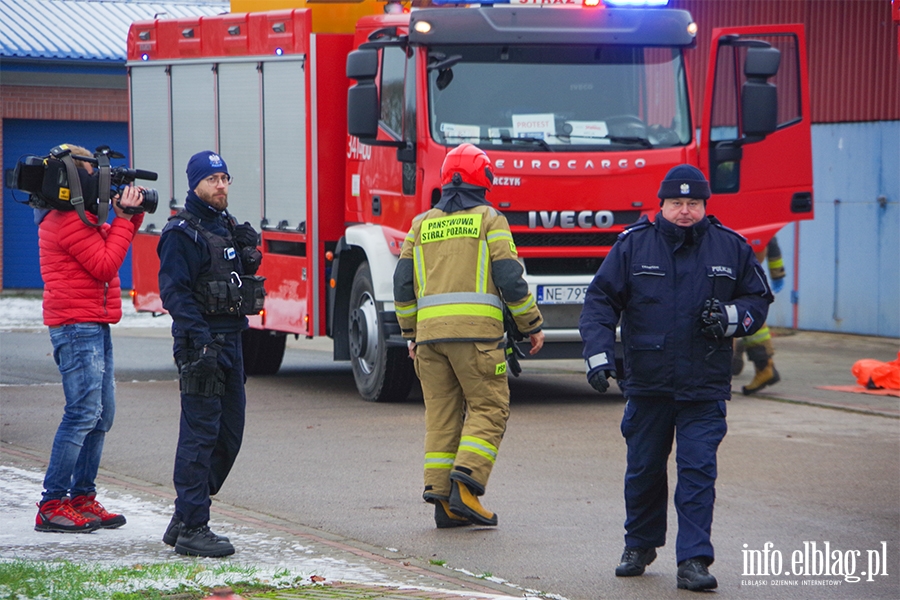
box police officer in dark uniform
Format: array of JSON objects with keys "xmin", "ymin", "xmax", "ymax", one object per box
[
  {"xmin": 579, "ymin": 165, "xmax": 772, "ymax": 591},
  {"xmin": 157, "ymin": 150, "xmax": 263, "ymax": 557}
]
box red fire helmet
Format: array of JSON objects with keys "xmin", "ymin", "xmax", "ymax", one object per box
[{"xmin": 440, "ymin": 143, "xmax": 494, "ymax": 191}]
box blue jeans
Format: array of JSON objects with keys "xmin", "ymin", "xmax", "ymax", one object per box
[{"xmin": 42, "ymin": 323, "xmax": 115, "ymax": 502}]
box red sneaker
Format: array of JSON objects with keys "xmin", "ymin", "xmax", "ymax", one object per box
[
  {"xmin": 70, "ymin": 494, "xmax": 127, "ymax": 529},
  {"xmin": 35, "ymin": 498, "xmax": 99, "ymax": 533}
]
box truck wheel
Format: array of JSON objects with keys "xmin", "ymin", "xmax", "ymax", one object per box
[
  {"xmin": 242, "ymin": 329, "xmax": 286, "ymax": 376},
  {"xmin": 348, "ymin": 262, "xmax": 414, "ymax": 402}
]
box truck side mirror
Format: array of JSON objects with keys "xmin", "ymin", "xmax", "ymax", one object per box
[
  {"xmin": 346, "ymin": 48, "xmax": 378, "ymax": 80},
  {"xmin": 346, "ymin": 48, "xmax": 405, "ymax": 147},
  {"xmin": 347, "ymin": 49, "xmax": 380, "ymax": 140},
  {"xmin": 348, "ymin": 83, "xmax": 380, "ymax": 140},
  {"xmin": 741, "ymin": 46, "xmax": 780, "ymax": 137}
]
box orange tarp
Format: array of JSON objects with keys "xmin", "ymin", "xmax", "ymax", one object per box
[{"xmin": 852, "ymin": 351, "xmax": 900, "ymax": 390}]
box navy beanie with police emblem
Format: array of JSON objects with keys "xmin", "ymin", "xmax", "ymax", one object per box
[
  {"xmin": 186, "ymin": 150, "xmax": 229, "ymax": 192},
  {"xmin": 657, "ymin": 164, "xmax": 710, "ymax": 206}
]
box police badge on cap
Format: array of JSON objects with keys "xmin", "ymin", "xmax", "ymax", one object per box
[
  {"xmin": 186, "ymin": 150, "xmax": 230, "ymax": 191},
  {"xmin": 658, "ymin": 164, "xmax": 711, "ymax": 204}
]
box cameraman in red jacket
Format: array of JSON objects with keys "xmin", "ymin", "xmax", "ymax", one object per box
[{"xmin": 34, "ymin": 144, "xmax": 145, "ymax": 533}]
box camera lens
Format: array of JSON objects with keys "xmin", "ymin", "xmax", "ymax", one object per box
[{"xmin": 140, "ymin": 188, "xmax": 159, "ymax": 214}]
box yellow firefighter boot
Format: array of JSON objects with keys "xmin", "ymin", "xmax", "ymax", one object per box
[
  {"xmin": 449, "ymin": 481, "xmax": 497, "ymax": 526},
  {"xmin": 742, "ymin": 360, "xmax": 780, "ymax": 395},
  {"xmin": 434, "ymin": 499, "xmax": 471, "ymax": 529}
]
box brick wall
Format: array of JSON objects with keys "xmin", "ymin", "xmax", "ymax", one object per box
[{"xmin": 0, "ymin": 85, "xmax": 128, "ymax": 291}]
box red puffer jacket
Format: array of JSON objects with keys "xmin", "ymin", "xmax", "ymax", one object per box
[{"xmin": 38, "ymin": 210, "xmax": 143, "ymax": 326}]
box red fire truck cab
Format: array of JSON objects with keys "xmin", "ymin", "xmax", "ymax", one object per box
[{"xmin": 127, "ymin": 0, "xmax": 813, "ymax": 402}]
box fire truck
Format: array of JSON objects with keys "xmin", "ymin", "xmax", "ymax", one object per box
[{"xmin": 126, "ymin": 0, "xmax": 813, "ymax": 402}]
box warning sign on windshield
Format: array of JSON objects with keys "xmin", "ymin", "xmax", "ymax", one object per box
[{"xmin": 512, "ymin": 113, "xmax": 556, "ymax": 140}]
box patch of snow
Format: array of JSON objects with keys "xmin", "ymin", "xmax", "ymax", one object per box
[
  {"xmin": 0, "ymin": 465, "xmax": 534, "ymax": 599},
  {"xmin": 0, "ymin": 295, "xmax": 171, "ymax": 331}
]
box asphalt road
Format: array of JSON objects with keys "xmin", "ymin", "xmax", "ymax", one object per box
[{"xmin": 1, "ymin": 328, "xmax": 898, "ymax": 600}]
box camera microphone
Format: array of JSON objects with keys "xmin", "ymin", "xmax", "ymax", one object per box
[{"xmin": 119, "ymin": 168, "xmax": 158, "ymax": 181}]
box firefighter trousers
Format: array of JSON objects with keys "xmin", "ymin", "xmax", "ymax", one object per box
[
  {"xmin": 740, "ymin": 325, "xmax": 775, "ymax": 369},
  {"xmin": 415, "ymin": 340, "xmax": 510, "ymax": 500}
]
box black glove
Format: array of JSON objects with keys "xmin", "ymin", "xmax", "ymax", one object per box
[
  {"xmin": 701, "ymin": 298, "xmax": 727, "ymax": 340},
  {"xmin": 189, "ymin": 337, "xmax": 223, "ymax": 379},
  {"xmin": 588, "ymin": 369, "xmax": 610, "ymax": 394},
  {"xmin": 241, "ymin": 246, "xmax": 262, "ymax": 275},
  {"xmin": 232, "ymin": 222, "xmax": 259, "ymax": 249}
]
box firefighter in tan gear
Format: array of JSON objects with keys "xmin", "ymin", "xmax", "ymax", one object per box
[
  {"xmin": 733, "ymin": 236, "xmax": 785, "ymax": 394},
  {"xmin": 393, "ymin": 143, "xmax": 544, "ymax": 528}
]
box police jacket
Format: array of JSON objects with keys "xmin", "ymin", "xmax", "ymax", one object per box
[
  {"xmin": 393, "ymin": 190, "xmax": 542, "ymax": 344},
  {"xmin": 158, "ymin": 194, "xmax": 247, "ymax": 348},
  {"xmin": 579, "ymin": 213, "xmax": 772, "ymax": 401},
  {"xmin": 38, "ymin": 207, "xmax": 143, "ymax": 326}
]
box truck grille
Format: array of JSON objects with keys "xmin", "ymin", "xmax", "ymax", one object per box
[
  {"xmin": 512, "ymin": 232, "xmax": 619, "ymax": 247},
  {"xmin": 524, "ymin": 257, "xmax": 603, "ymax": 276}
]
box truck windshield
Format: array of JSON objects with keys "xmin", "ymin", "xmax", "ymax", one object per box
[{"xmin": 427, "ymin": 45, "xmax": 691, "ymax": 151}]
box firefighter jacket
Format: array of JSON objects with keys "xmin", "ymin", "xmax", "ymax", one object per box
[
  {"xmin": 38, "ymin": 208, "xmax": 143, "ymax": 326},
  {"xmin": 393, "ymin": 202, "xmax": 542, "ymax": 344},
  {"xmin": 158, "ymin": 195, "xmax": 248, "ymax": 349},
  {"xmin": 579, "ymin": 213, "xmax": 772, "ymax": 401}
]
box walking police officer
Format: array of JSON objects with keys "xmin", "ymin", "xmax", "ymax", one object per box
[
  {"xmin": 579, "ymin": 165, "xmax": 772, "ymax": 591},
  {"xmin": 393, "ymin": 143, "xmax": 544, "ymax": 528},
  {"xmin": 158, "ymin": 150, "xmax": 263, "ymax": 557}
]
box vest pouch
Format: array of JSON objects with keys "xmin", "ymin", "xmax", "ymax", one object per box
[
  {"xmin": 196, "ymin": 279, "xmax": 242, "ymax": 315},
  {"xmin": 239, "ymin": 274, "xmax": 266, "ymax": 316}
]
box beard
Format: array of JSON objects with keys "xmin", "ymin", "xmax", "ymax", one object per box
[{"xmin": 195, "ymin": 186, "xmax": 228, "ymax": 211}]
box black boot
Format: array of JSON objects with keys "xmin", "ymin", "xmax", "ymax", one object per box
[
  {"xmin": 434, "ymin": 498, "xmax": 471, "ymax": 529},
  {"xmin": 677, "ymin": 558, "xmax": 718, "ymax": 591},
  {"xmin": 615, "ymin": 546, "xmax": 657, "ymax": 577},
  {"xmin": 163, "ymin": 514, "xmax": 230, "ymax": 547},
  {"xmin": 175, "ymin": 524, "xmax": 235, "ymax": 557}
]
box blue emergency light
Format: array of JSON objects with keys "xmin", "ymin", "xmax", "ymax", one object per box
[{"xmin": 603, "ymin": 0, "xmax": 669, "ymax": 6}]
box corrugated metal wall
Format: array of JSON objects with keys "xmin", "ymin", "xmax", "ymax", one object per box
[
  {"xmin": 674, "ymin": 0, "xmax": 900, "ymax": 124},
  {"xmin": 766, "ymin": 122, "xmax": 899, "ymax": 337}
]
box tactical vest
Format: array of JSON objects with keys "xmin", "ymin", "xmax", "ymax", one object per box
[{"xmin": 169, "ymin": 210, "xmax": 265, "ymax": 316}]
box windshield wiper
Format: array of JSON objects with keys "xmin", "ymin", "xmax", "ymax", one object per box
[
  {"xmin": 442, "ymin": 135, "xmax": 552, "ymax": 152},
  {"xmin": 605, "ymin": 135, "xmax": 653, "ymax": 148},
  {"xmin": 507, "ymin": 135, "xmax": 553, "ymax": 151},
  {"xmin": 554, "ymin": 132, "xmax": 653, "ymax": 148}
]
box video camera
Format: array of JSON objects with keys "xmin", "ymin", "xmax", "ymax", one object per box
[{"xmin": 7, "ymin": 145, "xmax": 158, "ymax": 225}]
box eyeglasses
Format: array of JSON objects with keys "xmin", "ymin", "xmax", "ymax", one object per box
[{"xmin": 203, "ymin": 174, "xmax": 233, "ymax": 186}]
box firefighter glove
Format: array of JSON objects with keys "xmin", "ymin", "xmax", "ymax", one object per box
[
  {"xmin": 771, "ymin": 277, "xmax": 784, "ymax": 293},
  {"xmin": 701, "ymin": 298, "xmax": 727, "ymax": 340},
  {"xmin": 588, "ymin": 369, "xmax": 611, "ymax": 394}
]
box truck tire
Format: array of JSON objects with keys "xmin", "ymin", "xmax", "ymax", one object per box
[
  {"xmin": 242, "ymin": 329, "xmax": 286, "ymax": 376},
  {"xmin": 348, "ymin": 262, "xmax": 414, "ymax": 402}
]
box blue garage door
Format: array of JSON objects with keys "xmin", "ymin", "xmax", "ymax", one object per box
[{"xmin": 3, "ymin": 119, "xmax": 132, "ymax": 289}]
